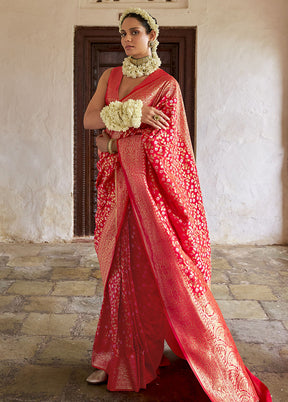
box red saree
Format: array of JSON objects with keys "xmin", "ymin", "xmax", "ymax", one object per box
[{"xmin": 91, "ymin": 67, "xmax": 272, "ymax": 401}]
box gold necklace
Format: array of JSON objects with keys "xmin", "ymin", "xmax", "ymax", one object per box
[{"xmin": 129, "ymin": 56, "xmax": 150, "ymax": 66}]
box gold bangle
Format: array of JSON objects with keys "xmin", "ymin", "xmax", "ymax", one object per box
[{"xmin": 107, "ymin": 138, "xmax": 115, "ymax": 154}]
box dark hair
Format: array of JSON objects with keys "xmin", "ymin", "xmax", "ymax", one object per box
[{"xmin": 121, "ymin": 12, "xmax": 157, "ymax": 34}]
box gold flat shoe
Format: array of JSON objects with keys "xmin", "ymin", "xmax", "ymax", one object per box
[{"xmin": 86, "ymin": 369, "xmax": 108, "ymax": 384}]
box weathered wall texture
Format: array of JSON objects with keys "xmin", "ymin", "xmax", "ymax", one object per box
[
  {"xmin": 0, "ymin": 0, "xmax": 75, "ymax": 242},
  {"xmin": 0, "ymin": 0, "xmax": 287, "ymax": 244}
]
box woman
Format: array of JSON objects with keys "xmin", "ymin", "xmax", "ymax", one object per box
[{"xmin": 83, "ymin": 7, "xmax": 272, "ymax": 401}]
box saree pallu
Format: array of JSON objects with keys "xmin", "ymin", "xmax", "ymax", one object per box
[{"xmin": 91, "ymin": 67, "xmax": 272, "ymax": 401}]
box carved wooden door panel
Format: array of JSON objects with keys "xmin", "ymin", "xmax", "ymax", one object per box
[{"xmin": 74, "ymin": 27, "xmax": 196, "ymax": 236}]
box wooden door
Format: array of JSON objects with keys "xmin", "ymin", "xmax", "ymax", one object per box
[{"xmin": 74, "ymin": 26, "xmax": 196, "ymax": 237}]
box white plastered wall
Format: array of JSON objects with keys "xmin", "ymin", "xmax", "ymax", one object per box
[{"xmin": 0, "ymin": 0, "xmax": 287, "ymax": 244}]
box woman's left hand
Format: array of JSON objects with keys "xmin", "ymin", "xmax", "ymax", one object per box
[
  {"xmin": 96, "ymin": 130, "xmax": 110, "ymax": 152},
  {"xmin": 141, "ymin": 105, "xmax": 170, "ymax": 130}
]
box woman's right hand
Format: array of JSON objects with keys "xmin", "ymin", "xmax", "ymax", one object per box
[{"xmin": 141, "ymin": 105, "xmax": 170, "ymax": 130}]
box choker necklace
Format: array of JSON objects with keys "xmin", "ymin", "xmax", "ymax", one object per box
[
  {"xmin": 130, "ymin": 56, "xmax": 150, "ymax": 66},
  {"xmin": 122, "ymin": 54, "xmax": 161, "ymax": 78}
]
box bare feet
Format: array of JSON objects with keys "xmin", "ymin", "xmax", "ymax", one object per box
[{"xmin": 86, "ymin": 369, "xmax": 108, "ymax": 384}]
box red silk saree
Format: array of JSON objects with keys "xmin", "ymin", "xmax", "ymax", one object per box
[{"xmin": 91, "ymin": 67, "xmax": 272, "ymax": 401}]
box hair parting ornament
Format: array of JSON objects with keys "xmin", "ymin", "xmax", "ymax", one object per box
[{"xmin": 119, "ymin": 8, "xmax": 161, "ymax": 78}]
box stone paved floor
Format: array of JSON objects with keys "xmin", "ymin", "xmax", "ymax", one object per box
[{"xmin": 0, "ymin": 242, "xmax": 287, "ymax": 402}]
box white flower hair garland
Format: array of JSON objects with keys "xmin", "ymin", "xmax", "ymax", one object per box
[
  {"xmin": 100, "ymin": 99, "xmax": 143, "ymax": 132},
  {"xmin": 119, "ymin": 7, "xmax": 161, "ymax": 78}
]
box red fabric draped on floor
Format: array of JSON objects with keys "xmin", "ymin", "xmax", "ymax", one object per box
[{"xmin": 91, "ymin": 67, "xmax": 272, "ymax": 401}]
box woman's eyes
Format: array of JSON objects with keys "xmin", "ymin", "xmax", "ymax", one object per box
[{"xmin": 120, "ymin": 31, "xmax": 139, "ymax": 37}]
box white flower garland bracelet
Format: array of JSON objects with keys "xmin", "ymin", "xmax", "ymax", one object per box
[{"xmin": 100, "ymin": 98, "xmax": 143, "ymax": 133}]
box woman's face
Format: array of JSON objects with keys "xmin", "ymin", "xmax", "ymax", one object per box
[{"xmin": 120, "ymin": 17, "xmax": 155, "ymax": 59}]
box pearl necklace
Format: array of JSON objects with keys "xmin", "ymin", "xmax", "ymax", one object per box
[{"xmin": 122, "ymin": 54, "xmax": 161, "ymax": 78}]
